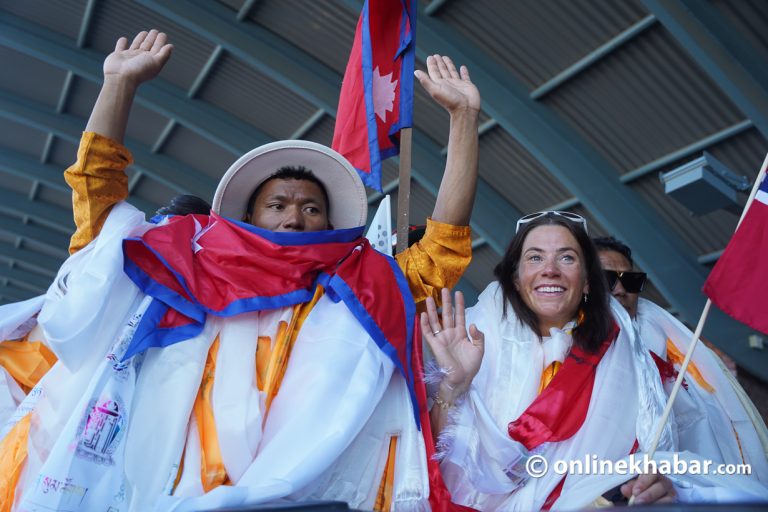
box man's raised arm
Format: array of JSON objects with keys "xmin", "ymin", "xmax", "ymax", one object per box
[{"xmin": 66, "ymin": 30, "xmax": 172, "ymax": 254}]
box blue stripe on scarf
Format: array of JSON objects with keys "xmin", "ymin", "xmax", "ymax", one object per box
[
  {"xmin": 226, "ymin": 218, "xmax": 365, "ymax": 245},
  {"xmin": 323, "ymin": 262, "xmax": 420, "ymax": 428}
]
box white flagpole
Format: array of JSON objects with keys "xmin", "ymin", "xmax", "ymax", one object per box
[{"xmin": 630, "ymin": 151, "xmax": 768, "ymax": 502}]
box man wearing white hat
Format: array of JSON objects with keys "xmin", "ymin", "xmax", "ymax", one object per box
[{"xmin": 0, "ymin": 30, "xmax": 480, "ymax": 511}]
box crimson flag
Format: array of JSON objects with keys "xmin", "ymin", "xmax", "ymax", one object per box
[
  {"xmin": 332, "ymin": 0, "xmax": 416, "ymax": 192},
  {"xmin": 704, "ymin": 171, "xmax": 768, "ymax": 334}
]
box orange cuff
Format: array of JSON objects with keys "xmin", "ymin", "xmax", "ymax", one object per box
[{"xmin": 65, "ymin": 132, "xmax": 132, "ymax": 254}]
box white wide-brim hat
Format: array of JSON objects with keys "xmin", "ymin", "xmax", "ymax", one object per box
[{"xmin": 212, "ymin": 140, "xmax": 368, "ymax": 229}]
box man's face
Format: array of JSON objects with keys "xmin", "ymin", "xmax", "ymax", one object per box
[
  {"xmin": 248, "ymin": 178, "xmax": 329, "ymax": 232},
  {"xmin": 598, "ymin": 249, "xmax": 639, "ymax": 318}
]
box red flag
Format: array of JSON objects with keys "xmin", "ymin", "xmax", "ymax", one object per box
[
  {"xmin": 703, "ymin": 171, "xmax": 768, "ymax": 334},
  {"xmin": 332, "ymin": 0, "xmax": 416, "ymax": 192}
]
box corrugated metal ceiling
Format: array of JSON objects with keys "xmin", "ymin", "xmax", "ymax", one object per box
[
  {"xmin": 1, "ymin": 0, "xmax": 767, "ymax": 375},
  {"xmin": 198, "ymin": 52, "xmax": 318, "ymax": 139},
  {"xmin": 544, "ymin": 25, "xmax": 745, "ymax": 175},
  {"xmin": 440, "ymin": 0, "xmax": 648, "ymax": 89}
]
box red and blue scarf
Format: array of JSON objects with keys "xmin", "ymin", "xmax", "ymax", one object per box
[{"xmin": 121, "ymin": 212, "xmax": 418, "ymax": 422}]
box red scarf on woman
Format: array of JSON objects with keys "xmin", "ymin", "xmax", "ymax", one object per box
[{"xmin": 508, "ymin": 322, "xmax": 619, "ymax": 449}]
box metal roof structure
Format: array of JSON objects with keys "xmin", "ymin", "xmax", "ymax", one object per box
[{"xmin": 1, "ymin": 0, "xmax": 767, "ymax": 378}]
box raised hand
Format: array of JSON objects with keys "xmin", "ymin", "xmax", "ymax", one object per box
[
  {"xmin": 85, "ymin": 30, "xmax": 173, "ymax": 142},
  {"xmin": 421, "ymin": 288, "xmax": 484, "ymax": 401},
  {"xmin": 103, "ymin": 29, "xmax": 173, "ymax": 86},
  {"xmin": 415, "ymin": 55, "xmax": 480, "ymax": 115}
]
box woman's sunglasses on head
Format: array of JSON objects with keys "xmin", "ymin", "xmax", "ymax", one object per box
[
  {"xmin": 515, "ymin": 211, "xmax": 588, "ymax": 233},
  {"xmin": 604, "ymin": 270, "xmax": 647, "ymax": 293}
]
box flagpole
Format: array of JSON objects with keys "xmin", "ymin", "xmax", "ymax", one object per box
[
  {"xmin": 631, "ymin": 151, "xmax": 768, "ymax": 501},
  {"xmin": 396, "ymin": 128, "xmax": 413, "ymax": 254},
  {"xmin": 737, "ymin": 151, "xmax": 768, "ymax": 225}
]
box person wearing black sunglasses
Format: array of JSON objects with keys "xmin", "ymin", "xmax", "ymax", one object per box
[
  {"xmin": 593, "ymin": 236, "xmax": 646, "ymax": 319},
  {"xmin": 593, "ymin": 236, "xmax": 768, "ymax": 491}
]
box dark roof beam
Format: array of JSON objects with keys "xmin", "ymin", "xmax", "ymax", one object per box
[
  {"xmin": 620, "ymin": 120, "xmax": 754, "ymax": 184},
  {"xmin": 0, "ymin": 262, "xmax": 51, "ymax": 291},
  {"xmin": 128, "ymin": 171, "xmax": 144, "ymax": 194},
  {"xmin": 151, "ymin": 120, "xmax": 177, "ymax": 154},
  {"xmin": 150, "ymin": 44, "xmax": 224, "ymax": 155},
  {"xmin": 0, "ymin": 14, "xmax": 270, "ymax": 154},
  {"xmin": 0, "ymin": 283, "xmax": 38, "ymax": 303},
  {"xmin": 41, "ymin": 71, "xmax": 76, "ymax": 166},
  {"xmin": 471, "ymin": 238, "xmax": 486, "ymax": 250},
  {"xmin": 698, "ymin": 249, "xmax": 724, "ymax": 266},
  {"xmin": 424, "ymin": 0, "xmax": 450, "ymax": 16},
  {"xmin": 136, "ymin": 0, "xmax": 341, "ymax": 115},
  {"xmin": 0, "ymin": 89, "xmax": 216, "ymax": 198},
  {"xmin": 76, "ymin": 0, "xmax": 98, "ymax": 48},
  {"xmin": 530, "ymin": 14, "xmax": 657, "ymax": 100},
  {"xmin": 642, "ymin": 0, "xmax": 768, "ymax": 139},
  {"xmin": 0, "ymin": 147, "xmax": 158, "ymax": 214},
  {"xmin": 0, "ymin": 243, "xmax": 60, "ymax": 277},
  {"xmin": 0, "ymin": 217, "xmax": 70, "ymax": 255},
  {"xmin": 0, "ymin": 147, "xmax": 73, "ymax": 194},
  {"xmin": 0, "ymin": 188, "xmax": 72, "ymax": 234},
  {"xmin": 38, "ymin": 0, "xmax": 95, "ymax": 167},
  {"xmin": 27, "ymin": 182, "xmax": 40, "ymax": 202},
  {"xmin": 188, "ymin": 45, "xmax": 224, "ymax": 99},
  {"xmin": 236, "ymin": 0, "xmax": 259, "ymax": 22},
  {"xmin": 290, "ymin": 110, "xmax": 326, "ymax": 140},
  {"xmin": 543, "ymin": 119, "xmax": 754, "ymax": 211}
]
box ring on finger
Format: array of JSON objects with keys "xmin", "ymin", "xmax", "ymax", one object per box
[{"xmin": 433, "ymin": 329, "xmax": 442, "ymax": 335}]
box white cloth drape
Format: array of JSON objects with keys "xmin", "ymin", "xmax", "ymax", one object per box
[
  {"xmin": 0, "ymin": 295, "xmax": 46, "ymax": 424},
  {"xmin": 635, "ymin": 298, "xmax": 768, "ymax": 483},
  {"xmin": 3, "ymin": 202, "xmax": 429, "ymax": 511},
  {"xmin": 437, "ymin": 282, "xmax": 767, "ymax": 510}
]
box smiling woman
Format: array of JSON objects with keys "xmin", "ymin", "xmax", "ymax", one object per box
[
  {"xmin": 420, "ymin": 211, "xmax": 689, "ymax": 510},
  {"xmin": 494, "ymin": 211, "xmax": 612, "ymax": 353},
  {"xmin": 515, "ymin": 225, "xmax": 589, "ymax": 336}
]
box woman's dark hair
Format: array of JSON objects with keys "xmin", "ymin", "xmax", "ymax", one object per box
[
  {"xmin": 493, "ymin": 213, "xmax": 613, "ymax": 352},
  {"xmin": 156, "ymin": 195, "xmax": 212, "ymax": 216}
]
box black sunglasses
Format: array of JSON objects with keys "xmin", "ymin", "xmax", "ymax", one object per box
[{"xmin": 604, "ymin": 270, "xmax": 647, "ymax": 294}]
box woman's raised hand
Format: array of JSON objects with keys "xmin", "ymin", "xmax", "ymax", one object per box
[{"xmin": 421, "ymin": 288, "xmax": 484, "ymax": 401}]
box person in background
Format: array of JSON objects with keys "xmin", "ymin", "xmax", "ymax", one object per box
[
  {"xmin": 593, "ymin": 235, "xmax": 768, "ymax": 487},
  {"xmin": 154, "ymin": 194, "xmax": 211, "ymax": 217}
]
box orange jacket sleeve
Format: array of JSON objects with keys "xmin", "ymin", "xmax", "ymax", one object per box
[
  {"xmin": 395, "ymin": 218, "xmax": 472, "ymax": 311},
  {"xmin": 64, "ymin": 132, "xmax": 132, "ymax": 254}
]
